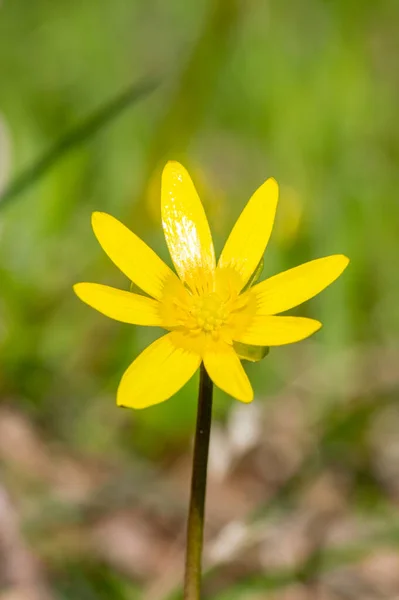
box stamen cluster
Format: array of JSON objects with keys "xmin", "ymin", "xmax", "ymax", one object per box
[{"xmin": 189, "ymin": 293, "xmax": 229, "ymax": 335}]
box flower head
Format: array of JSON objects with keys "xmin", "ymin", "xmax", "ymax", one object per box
[{"xmin": 74, "ymin": 161, "xmax": 349, "ymax": 408}]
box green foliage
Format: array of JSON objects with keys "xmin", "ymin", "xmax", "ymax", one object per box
[{"xmin": 55, "ymin": 560, "xmax": 139, "ymax": 600}]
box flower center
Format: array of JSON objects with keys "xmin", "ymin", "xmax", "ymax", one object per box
[
  {"xmin": 189, "ymin": 292, "xmax": 229, "ymax": 334},
  {"xmin": 158, "ymin": 271, "xmax": 255, "ymax": 346}
]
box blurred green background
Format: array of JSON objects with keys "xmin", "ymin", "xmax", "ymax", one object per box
[{"xmin": 1, "ymin": 1, "xmax": 399, "ymax": 598}]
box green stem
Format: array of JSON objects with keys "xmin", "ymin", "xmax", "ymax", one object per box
[{"xmin": 184, "ymin": 364, "xmax": 214, "ymax": 600}]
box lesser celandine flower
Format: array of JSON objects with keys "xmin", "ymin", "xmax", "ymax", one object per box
[
  {"xmin": 74, "ymin": 161, "xmax": 348, "ymax": 407},
  {"xmin": 74, "ymin": 161, "xmax": 349, "ymax": 599}
]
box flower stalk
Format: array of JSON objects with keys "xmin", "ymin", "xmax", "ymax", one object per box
[{"xmin": 183, "ymin": 364, "xmax": 214, "ymax": 600}]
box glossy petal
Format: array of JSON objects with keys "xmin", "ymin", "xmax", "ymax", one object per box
[
  {"xmin": 252, "ymin": 255, "xmax": 350, "ymax": 315},
  {"xmin": 92, "ymin": 211, "xmax": 178, "ymax": 300},
  {"xmin": 74, "ymin": 283, "xmax": 162, "ymax": 326},
  {"xmin": 117, "ymin": 332, "xmax": 201, "ymax": 409},
  {"xmin": 161, "ymin": 161, "xmax": 215, "ymax": 292},
  {"xmin": 234, "ymin": 316, "xmax": 322, "ymax": 346},
  {"xmin": 218, "ymin": 178, "xmax": 278, "ymax": 291},
  {"xmin": 203, "ymin": 343, "xmax": 253, "ymax": 403}
]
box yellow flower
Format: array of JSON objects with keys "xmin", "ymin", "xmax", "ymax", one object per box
[{"xmin": 74, "ymin": 161, "xmax": 349, "ymax": 408}]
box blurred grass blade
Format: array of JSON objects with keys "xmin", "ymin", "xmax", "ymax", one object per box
[
  {"xmin": 0, "ymin": 116, "xmax": 11, "ymax": 196},
  {"xmin": 0, "ymin": 79, "xmax": 157, "ymax": 210},
  {"xmin": 133, "ymin": 0, "xmax": 242, "ymax": 224}
]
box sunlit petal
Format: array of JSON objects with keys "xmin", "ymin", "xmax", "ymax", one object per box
[
  {"xmin": 203, "ymin": 342, "xmax": 253, "ymax": 403},
  {"xmin": 218, "ymin": 178, "xmax": 278, "ymax": 291},
  {"xmin": 252, "ymin": 255, "xmax": 350, "ymax": 315},
  {"xmin": 117, "ymin": 332, "xmax": 201, "ymax": 409},
  {"xmin": 92, "ymin": 211, "xmax": 178, "ymax": 300},
  {"xmin": 234, "ymin": 316, "xmax": 322, "ymax": 346},
  {"xmin": 73, "ymin": 283, "xmax": 162, "ymax": 326},
  {"xmin": 161, "ymin": 161, "xmax": 215, "ymax": 292}
]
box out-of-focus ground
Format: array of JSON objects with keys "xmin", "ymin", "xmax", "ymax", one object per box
[{"xmin": 1, "ymin": 1, "xmax": 399, "ymax": 598}]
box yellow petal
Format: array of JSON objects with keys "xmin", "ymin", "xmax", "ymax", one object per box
[
  {"xmin": 203, "ymin": 343, "xmax": 253, "ymax": 403},
  {"xmin": 73, "ymin": 283, "xmax": 162, "ymax": 326},
  {"xmin": 92, "ymin": 211, "xmax": 178, "ymax": 300},
  {"xmin": 161, "ymin": 161, "xmax": 215, "ymax": 293},
  {"xmin": 252, "ymin": 255, "xmax": 350, "ymax": 315},
  {"xmin": 234, "ymin": 316, "xmax": 322, "ymax": 346},
  {"xmin": 217, "ymin": 178, "xmax": 279, "ymax": 291},
  {"xmin": 117, "ymin": 332, "xmax": 201, "ymax": 409}
]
